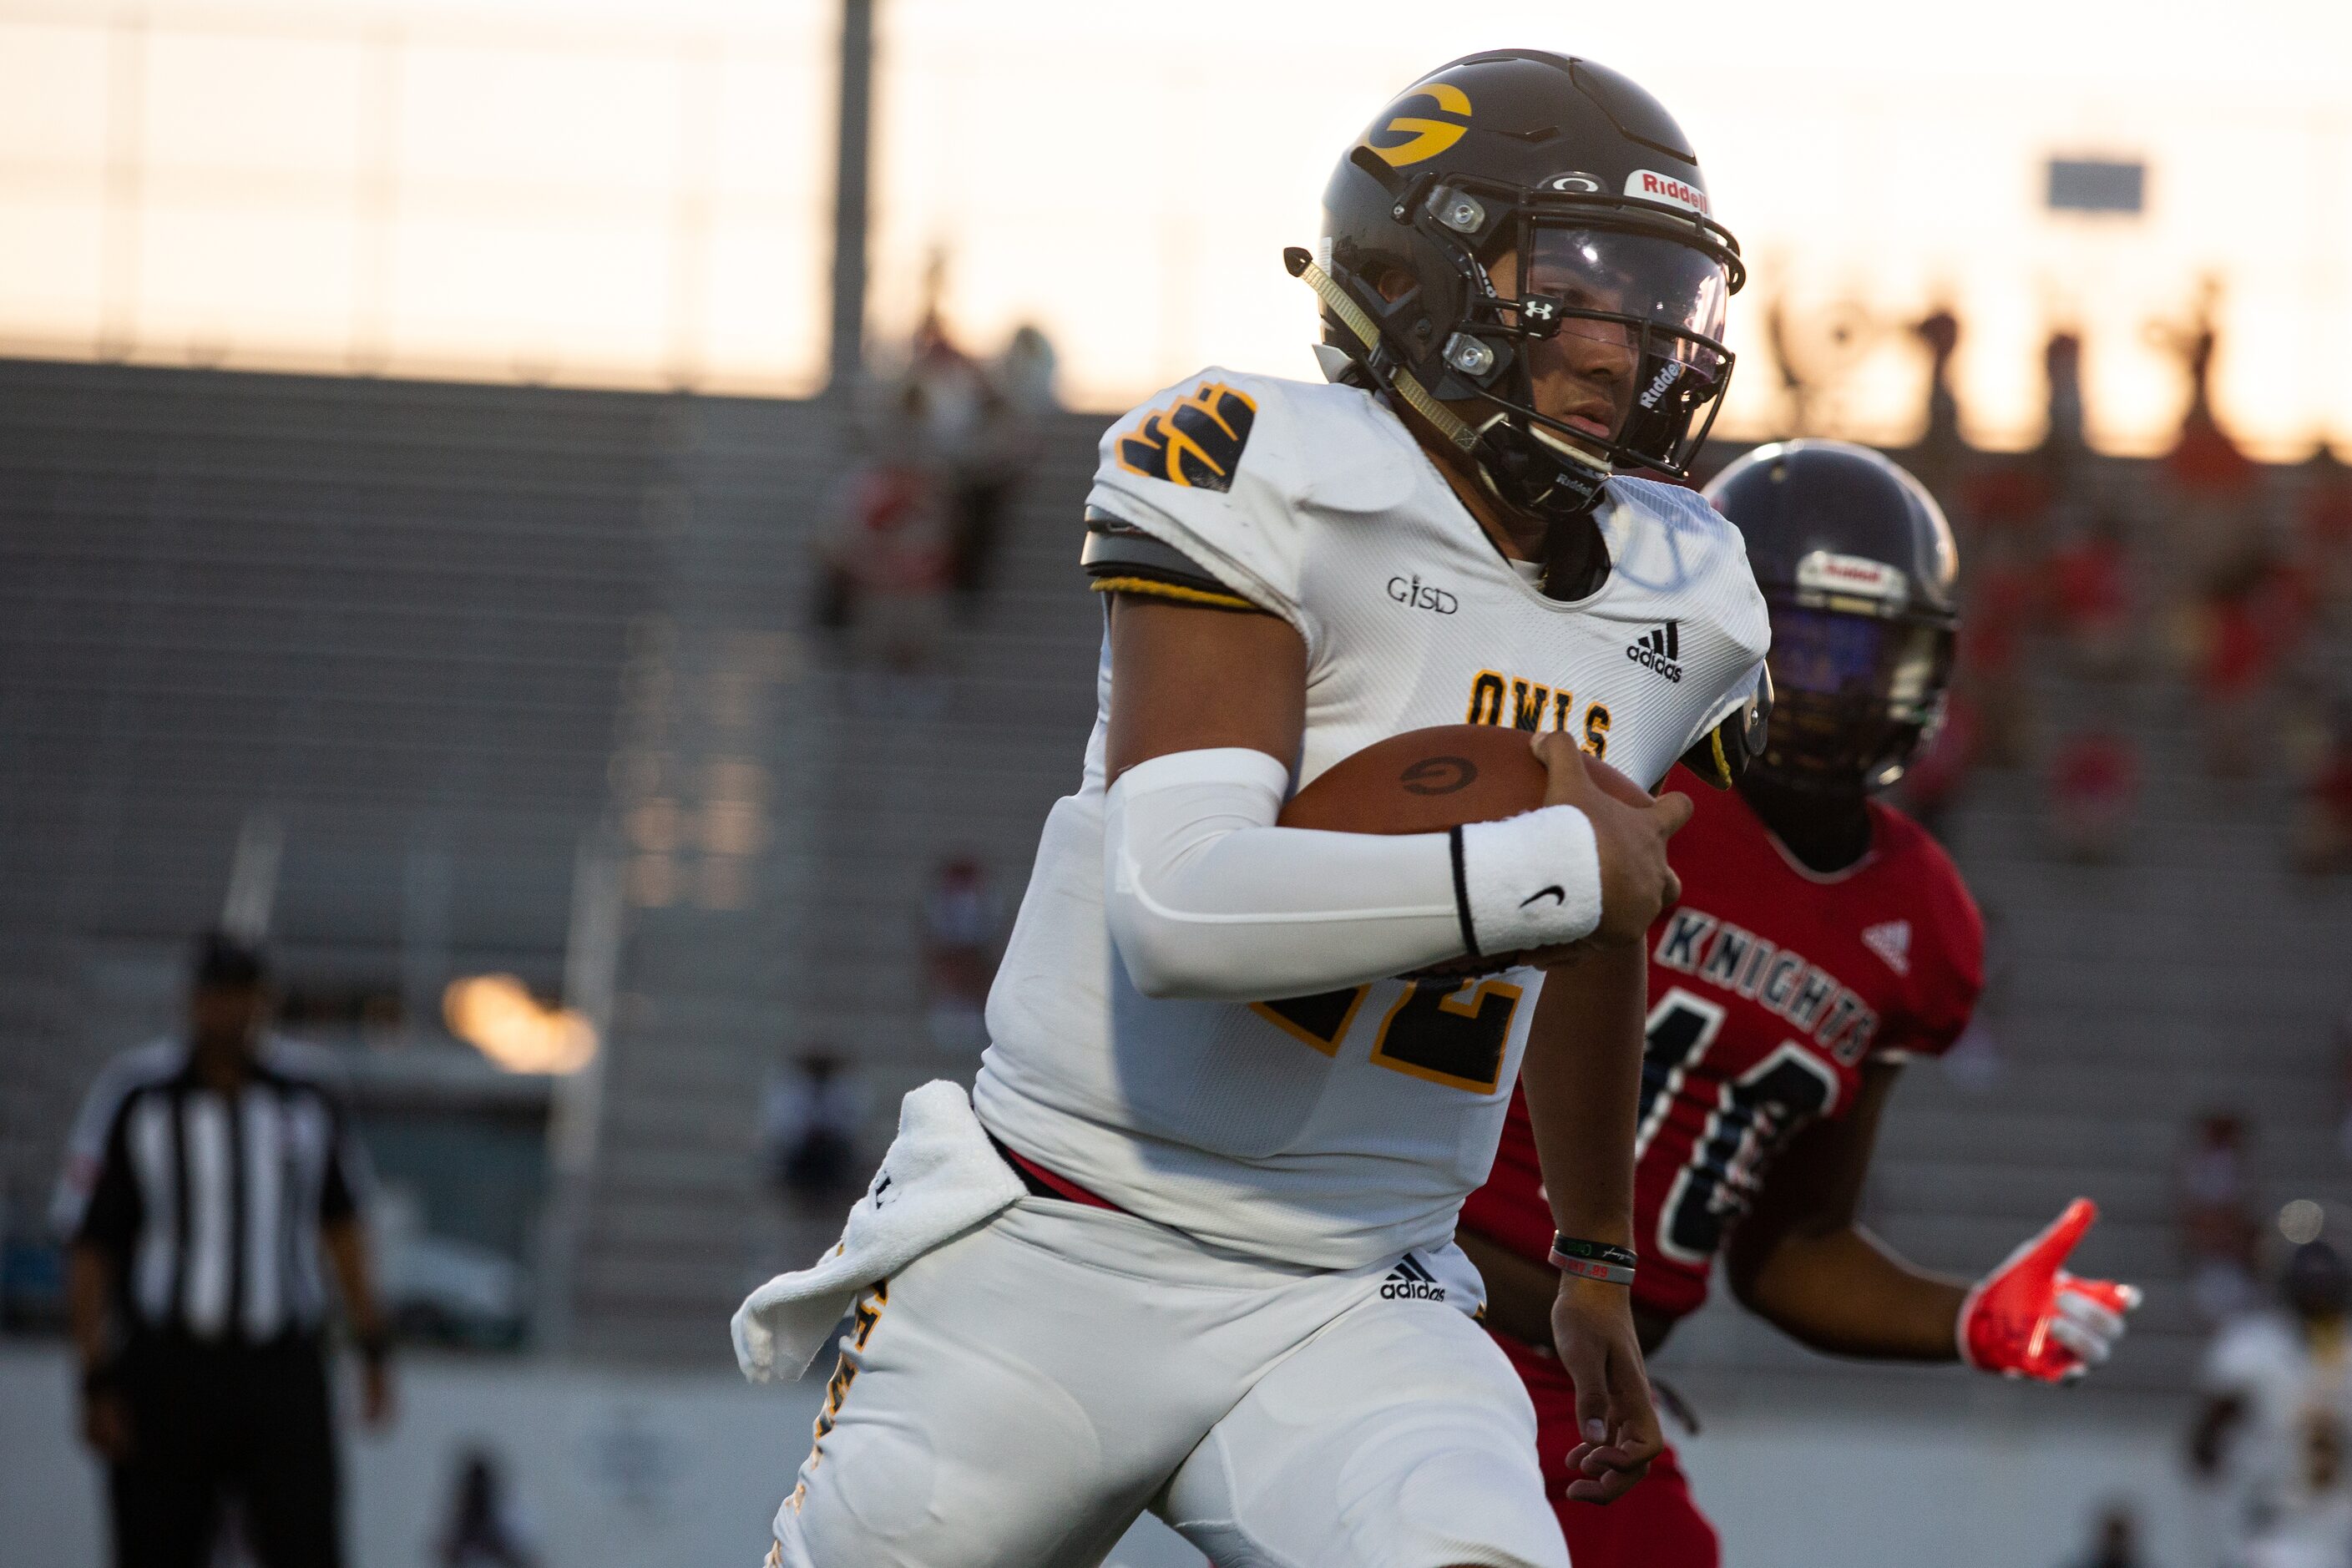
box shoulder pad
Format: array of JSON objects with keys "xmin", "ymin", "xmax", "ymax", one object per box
[
  {"xmin": 1080, "ymin": 508, "xmax": 1261, "ymax": 613},
  {"xmin": 1604, "ymin": 475, "xmax": 1748, "ymax": 563},
  {"xmin": 1100, "ymin": 369, "xmax": 1422, "ymax": 511},
  {"xmin": 1085, "ymin": 370, "xmax": 1423, "ymax": 631},
  {"xmin": 1606, "ymin": 475, "xmax": 1772, "ymax": 660}
]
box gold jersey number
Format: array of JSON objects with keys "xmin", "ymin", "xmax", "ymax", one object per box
[{"xmin": 1252, "ymin": 976, "xmax": 1523, "ymax": 1095}]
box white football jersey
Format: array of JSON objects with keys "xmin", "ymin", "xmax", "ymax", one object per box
[
  {"xmin": 2204, "ymin": 1313, "xmax": 2352, "ymax": 1564},
  {"xmin": 973, "ymin": 367, "xmax": 1769, "ymax": 1268}
]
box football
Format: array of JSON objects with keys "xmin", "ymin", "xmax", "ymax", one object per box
[
  {"xmin": 1278, "ymin": 724, "xmax": 1651, "ymax": 835},
  {"xmin": 1279, "ymin": 728, "xmax": 1665, "ymax": 841},
  {"xmin": 1279, "ymin": 725, "xmax": 1654, "ymax": 981},
  {"xmin": 1279, "ymin": 724, "xmax": 1545, "ymax": 834}
]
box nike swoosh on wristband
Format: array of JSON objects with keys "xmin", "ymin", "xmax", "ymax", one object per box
[{"xmin": 1520, "ymin": 886, "xmax": 1565, "ymax": 907}]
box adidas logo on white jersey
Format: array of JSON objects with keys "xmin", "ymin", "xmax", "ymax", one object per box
[
  {"xmin": 1861, "ymin": 920, "xmax": 1912, "ymax": 976},
  {"xmin": 1379, "ymin": 1254, "xmax": 1447, "ymax": 1302},
  {"xmin": 1626, "ymin": 620, "xmax": 1684, "ymax": 683}
]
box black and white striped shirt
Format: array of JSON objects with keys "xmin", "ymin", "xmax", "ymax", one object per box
[{"xmin": 53, "ymin": 1037, "xmax": 372, "ymax": 1343}]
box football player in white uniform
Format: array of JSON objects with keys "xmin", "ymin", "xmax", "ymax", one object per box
[
  {"xmin": 2194, "ymin": 1242, "xmax": 2352, "ymax": 1568},
  {"xmin": 751, "ymin": 49, "xmax": 1771, "ymax": 1568}
]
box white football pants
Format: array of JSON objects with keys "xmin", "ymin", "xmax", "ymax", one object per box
[{"xmin": 766, "ymin": 1195, "xmax": 1569, "ymax": 1568}]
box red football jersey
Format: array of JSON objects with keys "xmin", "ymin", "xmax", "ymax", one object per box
[{"xmin": 1459, "ymin": 767, "xmax": 1985, "ymax": 1321}]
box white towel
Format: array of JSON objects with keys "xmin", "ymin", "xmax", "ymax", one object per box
[{"xmin": 731, "ymin": 1080, "xmax": 1025, "ymax": 1383}]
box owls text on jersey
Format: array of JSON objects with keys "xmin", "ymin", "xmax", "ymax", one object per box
[
  {"xmin": 1462, "ymin": 771, "xmax": 1985, "ymax": 1318},
  {"xmin": 971, "ymin": 367, "xmax": 1771, "ymax": 1271}
]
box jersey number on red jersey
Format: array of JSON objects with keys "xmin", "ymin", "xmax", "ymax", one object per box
[{"xmin": 1634, "ymin": 988, "xmax": 1842, "ymax": 1265}]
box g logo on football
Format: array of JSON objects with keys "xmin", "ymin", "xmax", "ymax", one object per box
[
  {"xmin": 1399, "ymin": 756, "xmax": 1476, "ymax": 797},
  {"xmin": 1364, "ymin": 83, "xmax": 1472, "ymax": 168}
]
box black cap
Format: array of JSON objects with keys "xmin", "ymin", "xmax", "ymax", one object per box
[{"xmin": 192, "ymin": 929, "xmax": 270, "ymax": 991}]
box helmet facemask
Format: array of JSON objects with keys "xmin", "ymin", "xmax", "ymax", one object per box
[
  {"xmin": 1753, "ymin": 601, "xmax": 1955, "ymax": 796},
  {"xmin": 1452, "ymin": 215, "xmax": 1735, "ymax": 488}
]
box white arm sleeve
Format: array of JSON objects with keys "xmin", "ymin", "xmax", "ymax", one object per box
[{"xmin": 1104, "ymin": 747, "xmax": 1604, "ymax": 1001}]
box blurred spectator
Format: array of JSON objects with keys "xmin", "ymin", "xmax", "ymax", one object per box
[
  {"xmin": 2059, "ymin": 1502, "xmax": 2151, "ymax": 1568},
  {"xmin": 812, "ymin": 459, "xmax": 953, "ymax": 673},
  {"xmin": 2188, "ymin": 549, "xmax": 2302, "ymax": 781},
  {"xmin": 2299, "ymin": 448, "xmax": 2352, "ymax": 625},
  {"xmin": 923, "ymin": 855, "xmax": 1002, "ymax": 1056},
  {"xmin": 903, "ymin": 306, "xmax": 989, "ymax": 459},
  {"xmin": 1910, "ymin": 305, "xmax": 1965, "ymax": 491},
  {"xmin": 2155, "ymin": 280, "xmax": 2263, "ymax": 588},
  {"xmin": 2050, "ymin": 514, "xmax": 2136, "ymax": 677},
  {"xmin": 436, "ymin": 1448, "xmax": 539, "ymax": 1568},
  {"xmin": 1961, "ymin": 458, "xmax": 2059, "ymax": 540},
  {"xmin": 2154, "ymin": 277, "xmax": 2230, "ymax": 457},
  {"xmin": 1955, "ymin": 539, "xmax": 2042, "ymax": 770},
  {"xmin": 52, "ymin": 931, "xmax": 392, "ymax": 1568},
  {"xmin": 878, "ymin": 295, "xmax": 1059, "ymax": 612},
  {"xmin": 2040, "ymin": 329, "xmax": 2089, "ymax": 498},
  {"xmin": 996, "ymin": 322, "xmax": 1058, "ymax": 417},
  {"xmin": 2178, "ymin": 1112, "xmax": 2263, "ymax": 1327},
  {"xmin": 2191, "ymin": 1242, "xmax": 2352, "ymax": 1568},
  {"xmin": 762, "ymin": 1051, "xmax": 868, "ymax": 1211},
  {"xmin": 822, "ymin": 308, "xmax": 1057, "ymax": 653},
  {"xmin": 2291, "ymin": 706, "xmax": 2352, "ymax": 875},
  {"xmin": 2047, "ymin": 727, "xmax": 2139, "ymax": 862},
  {"xmin": 2166, "ymin": 414, "xmax": 2263, "ymax": 592},
  {"xmin": 900, "ymin": 308, "xmax": 999, "ymax": 600},
  {"xmin": 943, "ymin": 323, "xmax": 1059, "ymax": 608}
]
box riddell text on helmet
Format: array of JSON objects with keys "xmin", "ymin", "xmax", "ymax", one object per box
[{"xmin": 1626, "ymin": 169, "xmax": 1710, "ymax": 216}]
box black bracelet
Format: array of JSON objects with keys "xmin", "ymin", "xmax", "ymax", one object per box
[{"xmin": 1550, "ymin": 1234, "xmax": 1638, "ymax": 1287}]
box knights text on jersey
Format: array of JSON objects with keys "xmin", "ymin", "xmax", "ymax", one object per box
[
  {"xmin": 1459, "ymin": 768, "xmax": 1984, "ymax": 1317},
  {"xmin": 971, "ymin": 369, "xmax": 1771, "ymax": 1270}
]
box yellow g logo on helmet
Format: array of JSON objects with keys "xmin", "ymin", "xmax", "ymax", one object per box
[{"xmin": 1364, "ymin": 83, "xmax": 1472, "ymax": 168}]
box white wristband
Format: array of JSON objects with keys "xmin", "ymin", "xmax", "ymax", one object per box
[{"xmin": 1454, "ymin": 807, "xmax": 1602, "ymax": 957}]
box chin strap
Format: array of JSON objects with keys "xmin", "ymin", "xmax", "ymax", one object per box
[
  {"xmin": 1482, "ymin": 432, "xmax": 1611, "ymax": 520},
  {"xmin": 1286, "ymin": 248, "xmax": 1477, "ymax": 454},
  {"xmin": 1286, "ymin": 245, "xmax": 1621, "ymax": 600}
]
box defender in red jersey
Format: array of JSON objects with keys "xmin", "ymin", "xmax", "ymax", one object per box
[{"xmin": 1459, "ymin": 442, "xmax": 2142, "ymax": 1566}]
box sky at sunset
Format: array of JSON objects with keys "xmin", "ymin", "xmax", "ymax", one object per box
[{"xmin": 3, "ymin": 0, "xmax": 2348, "ymax": 456}]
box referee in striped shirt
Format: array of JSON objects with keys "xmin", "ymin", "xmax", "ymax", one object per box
[{"xmin": 53, "ymin": 932, "xmax": 393, "ymax": 1568}]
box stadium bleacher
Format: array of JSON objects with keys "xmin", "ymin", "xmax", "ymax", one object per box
[{"xmin": 5, "ymin": 356, "xmax": 2348, "ymax": 1393}]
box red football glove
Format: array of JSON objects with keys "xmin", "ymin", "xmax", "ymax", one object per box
[{"xmin": 1958, "ymin": 1198, "xmax": 2142, "ymax": 1383}]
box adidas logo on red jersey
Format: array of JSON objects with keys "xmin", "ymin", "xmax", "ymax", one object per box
[
  {"xmin": 1861, "ymin": 920, "xmax": 1912, "ymax": 976},
  {"xmin": 1626, "ymin": 621, "xmax": 1684, "ymax": 683}
]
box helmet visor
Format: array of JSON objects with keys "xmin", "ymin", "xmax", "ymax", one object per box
[
  {"xmin": 1768, "ymin": 607, "xmax": 1945, "ymax": 723},
  {"xmin": 1524, "ymin": 225, "xmax": 1730, "ymax": 349},
  {"xmin": 1515, "ymin": 225, "xmax": 1732, "ymax": 470}
]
